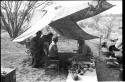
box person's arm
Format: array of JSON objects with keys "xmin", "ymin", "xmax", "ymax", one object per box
[
  {"xmin": 30, "ymin": 39, "xmax": 35, "ymax": 49},
  {"xmin": 53, "ymin": 44, "xmax": 58, "ymax": 56},
  {"xmin": 115, "ymin": 36, "xmax": 122, "ymax": 50}
]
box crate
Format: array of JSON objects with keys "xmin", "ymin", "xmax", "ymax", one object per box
[{"xmin": 1, "ymin": 67, "xmax": 16, "ymax": 82}]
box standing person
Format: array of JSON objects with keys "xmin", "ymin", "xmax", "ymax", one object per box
[
  {"xmin": 48, "ymin": 36, "xmax": 59, "ymax": 60},
  {"xmin": 77, "ymin": 40, "xmax": 93, "ymax": 61},
  {"xmin": 39, "ymin": 33, "xmax": 53, "ymax": 66},
  {"xmin": 42, "ymin": 33, "xmax": 53, "ymax": 56},
  {"xmin": 30, "ymin": 31, "xmax": 43, "ymax": 68},
  {"xmin": 46, "ymin": 33, "xmax": 54, "ymax": 45},
  {"xmin": 78, "ymin": 40, "xmax": 84, "ymax": 54}
]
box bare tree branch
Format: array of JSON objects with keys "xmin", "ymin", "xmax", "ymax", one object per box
[
  {"xmin": 1, "ymin": 1, "xmax": 51, "ymax": 39},
  {"xmin": 1, "ymin": 11, "xmax": 13, "ymax": 37}
]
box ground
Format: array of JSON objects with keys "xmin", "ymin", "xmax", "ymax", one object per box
[{"xmin": 1, "ymin": 31, "xmax": 121, "ymax": 82}]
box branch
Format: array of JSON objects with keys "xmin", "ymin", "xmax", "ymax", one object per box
[
  {"xmin": 7, "ymin": 1, "xmax": 12, "ymax": 12},
  {"xmin": 13, "ymin": 1, "xmax": 22, "ymax": 32},
  {"xmin": 17, "ymin": 1, "xmax": 38, "ymax": 29},
  {"xmin": 34, "ymin": 1, "xmax": 46, "ymax": 9},
  {"xmin": 6, "ymin": 1, "xmax": 15, "ymax": 33},
  {"xmin": 1, "ymin": 18, "xmax": 6, "ymax": 30},
  {"xmin": 1, "ymin": 11, "xmax": 13, "ymax": 37}
]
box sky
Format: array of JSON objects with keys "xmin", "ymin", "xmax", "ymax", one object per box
[{"xmin": 55, "ymin": 1, "xmax": 122, "ymax": 14}]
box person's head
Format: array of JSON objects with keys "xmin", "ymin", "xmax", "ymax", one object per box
[
  {"xmin": 45, "ymin": 33, "xmax": 53, "ymax": 43},
  {"xmin": 109, "ymin": 45, "xmax": 115, "ymax": 52},
  {"xmin": 102, "ymin": 42, "xmax": 107, "ymax": 48},
  {"xmin": 36, "ymin": 31, "xmax": 42, "ymax": 38},
  {"xmin": 52, "ymin": 36, "xmax": 58, "ymax": 43},
  {"xmin": 78, "ymin": 39, "xmax": 85, "ymax": 45},
  {"xmin": 47, "ymin": 32, "xmax": 53, "ymax": 38}
]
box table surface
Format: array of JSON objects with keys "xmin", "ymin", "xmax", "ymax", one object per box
[
  {"xmin": 1, "ymin": 67, "xmax": 15, "ymax": 74},
  {"xmin": 66, "ymin": 68, "xmax": 98, "ymax": 82}
]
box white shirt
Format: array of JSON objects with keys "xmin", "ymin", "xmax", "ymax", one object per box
[
  {"xmin": 48, "ymin": 41, "xmax": 58, "ymax": 57},
  {"xmin": 115, "ymin": 35, "xmax": 122, "ymax": 51}
]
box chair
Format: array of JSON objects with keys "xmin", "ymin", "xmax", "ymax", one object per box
[
  {"xmin": 45, "ymin": 57, "xmax": 60, "ymax": 75},
  {"xmin": 46, "ymin": 59, "xmax": 60, "ymax": 69}
]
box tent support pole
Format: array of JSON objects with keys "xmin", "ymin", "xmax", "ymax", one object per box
[{"xmin": 99, "ymin": 36, "xmax": 101, "ymax": 56}]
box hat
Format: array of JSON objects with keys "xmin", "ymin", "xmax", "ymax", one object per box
[
  {"xmin": 36, "ymin": 31, "xmax": 42, "ymax": 35},
  {"xmin": 48, "ymin": 32, "xmax": 53, "ymax": 36},
  {"xmin": 52, "ymin": 36, "xmax": 58, "ymax": 42}
]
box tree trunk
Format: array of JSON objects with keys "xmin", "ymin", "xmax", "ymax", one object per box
[{"xmin": 106, "ymin": 28, "xmax": 111, "ymax": 39}]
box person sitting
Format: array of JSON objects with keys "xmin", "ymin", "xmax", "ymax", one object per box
[
  {"xmin": 114, "ymin": 35, "xmax": 122, "ymax": 69},
  {"xmin": 106, "ymin": 35, "xmax": 122, "ymax": 68},
  {"xmin": 48, "ymin": 36, "xmax": 59, "ymax": 60},
  {"xmin": 108, "ymin": 35, "xmax": 122, "ymax": 57},
  {"xmin": 108, "ymin": 45, "xmax": 116, "ymax": 58}
]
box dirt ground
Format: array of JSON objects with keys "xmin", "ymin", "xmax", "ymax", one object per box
[{"xmin": 1, "ymin": 31, "xmax": 122, "ymax": 82}]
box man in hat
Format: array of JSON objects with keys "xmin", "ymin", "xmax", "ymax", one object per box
[{"xmin": 30, "ymin": 31, "xmax": 44, "ymax": 68}]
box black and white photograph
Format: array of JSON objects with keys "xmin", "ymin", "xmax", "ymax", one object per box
[{"xmin": 1, "ymin": 0, "xmax": 122, "ymax": 82}]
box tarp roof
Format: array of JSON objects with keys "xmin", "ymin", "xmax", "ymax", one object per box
[{"xmin": 13, "ymin": 1, "xmax": 114, "ymax": 42}]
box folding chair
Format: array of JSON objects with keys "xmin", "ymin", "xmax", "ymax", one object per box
[{"xmin": 45, "ymin": 58, "xmax": 60, "ymax": 75}]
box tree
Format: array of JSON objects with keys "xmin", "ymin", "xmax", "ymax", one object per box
[
  {"xmin": 103, "ymin": 15, "xmax": 116, "ymax": 39},
  {"xmin": 92, "ymin": 14, "xmax": 102, "ymax": 30},
  {"xmin": 1, "ymin": 1, "xmax": 50, "ymax": 39}
]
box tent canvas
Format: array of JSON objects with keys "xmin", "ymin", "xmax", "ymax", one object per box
[
  {"xmin": 49, "ymin": 19, "xmax": 99, "ymax": 40},
  {"xmin": 13, "ymin": 6, "xmax": 62, "ymax": 42},
  {"xmin": 13, "ymin": 1, "xmax": 114, "ymax": 42},
  {"xmin": 49, "ymin": 1, "xmax": 114, "ymax": 40}
]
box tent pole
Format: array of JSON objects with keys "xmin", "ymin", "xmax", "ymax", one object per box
[{"xmin": 99, "ymin": 35, "xmax": 101, "ymax": 56}]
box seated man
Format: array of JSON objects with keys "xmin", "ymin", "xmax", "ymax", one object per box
[
  {"xmin": 48, "ymin": 36, "xmax": 59, "ymax": 60},
  {"xmin": 114, "ymin": 35, "xmax": 122, "ymax": 67},
  {"xmin": 108, "ymin": 35, "xmax": 122, "ymax": 57},
  {"xmin": 106, "ymin": 35, "xmax": 122, "ymax": 67}
]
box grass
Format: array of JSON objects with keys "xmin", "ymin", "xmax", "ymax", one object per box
[{"xmin": 1, "ymin": 31, "xmax": 122, "ymax": 82}]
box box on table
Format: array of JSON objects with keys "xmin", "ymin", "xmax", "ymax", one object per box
[{"xmin": 1, "ymin": 67, "xmax": 16, "ymax": 82}]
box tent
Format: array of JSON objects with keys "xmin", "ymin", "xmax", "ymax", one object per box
[{"xmin": 13, "ymin": 1, "xmax": 114, "ymax": 42}]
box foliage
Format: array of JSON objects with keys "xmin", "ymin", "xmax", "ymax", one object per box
[
  {"xmin": 78, "ymin": 14, "xmax": 122, "ymax": 39},
  {"xmin": 0, "ymin": 1, "xmax": 50, "ymax": 39}
]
